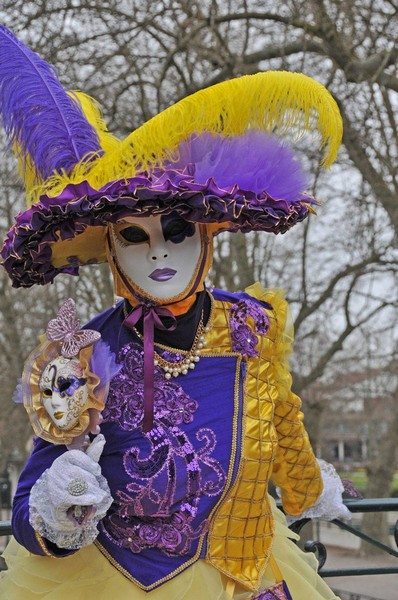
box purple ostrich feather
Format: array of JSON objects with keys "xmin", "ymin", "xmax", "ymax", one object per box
[
  {"xmin": 0, "ymin": 25, "xmax": 102, "ymax": 179},
  {"xmin": 90, "ymin": 340, "xmax": 121, "ymax": 389},
  {"xmin": 172, "ymin": 131, "xmax": 309, "ymax": 201}
]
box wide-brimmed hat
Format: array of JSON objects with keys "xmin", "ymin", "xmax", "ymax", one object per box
[{"xmin": 0, "ymin": 25, "xmax": 342, "ymax": 288}]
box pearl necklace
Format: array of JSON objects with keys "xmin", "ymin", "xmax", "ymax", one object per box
[
  {"xmin": 123, "ymin": 304, "xmax": 211, "ymax": 380},
  {"xmin": 154, "ymin": 314, "xmax": 210, "ymax": 379}
]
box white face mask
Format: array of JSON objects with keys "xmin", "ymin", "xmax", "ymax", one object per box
[
  {"xmin": 110, "ymin": 214, "xmax": 203, "ymax": 302},
  {"xmin": 39, "ymin": 357, "xmax": 88, "ymax": 431}
]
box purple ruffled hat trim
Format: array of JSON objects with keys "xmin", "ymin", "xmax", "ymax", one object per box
[{"xmin": 1, "ymin": 164, "xmax": 317, "ymax": 288}]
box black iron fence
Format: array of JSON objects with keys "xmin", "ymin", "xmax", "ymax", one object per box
[
  {"xmin": 288, "ymin": 498, "xmax": 398, "ymax": 578},
  {"xmin": 332, "ymin": 591, "xmax": 389, "ymax": 600},
  {"xmin": 0, "ymin": 521, "xmax": 11, "ymax": 537}
]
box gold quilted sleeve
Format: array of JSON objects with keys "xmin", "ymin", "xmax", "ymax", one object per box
[{"xmin": 246, "ymin": 283, "xmax": 323, "ymax": 516}]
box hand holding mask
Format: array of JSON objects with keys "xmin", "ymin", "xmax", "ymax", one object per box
[{"xmin": 19, "ymin": 299, "xmax": 118, "ymax": 548}]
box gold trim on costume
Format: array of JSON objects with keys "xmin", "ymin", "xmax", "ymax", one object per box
[{"xmin": 34, "ymin": 531, "xmax": 57, "ymax": 558}]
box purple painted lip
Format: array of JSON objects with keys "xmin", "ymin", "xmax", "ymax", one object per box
[{"xmin": 149, "ymin": 268, "xmax": 177, "ymax": 282}]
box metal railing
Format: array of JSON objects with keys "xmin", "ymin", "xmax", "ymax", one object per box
[
  {"xmin": 0, "ymin": 521, "xmax": 11, "ymax": 537},
  {"xmin": 332, "ymin": 591, "xmax": 388, "ymax": 600},
  {"xmin": 1, "ymin": 498, "xmax": 398, "ymax": 580},
  {"xmin": 288, "ymin": 498, "xmax": 398, "ymax": 577}
]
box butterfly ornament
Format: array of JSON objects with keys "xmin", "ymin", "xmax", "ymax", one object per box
[{"xmin": 46, "ymin": 298, "xmax": 100, "ymax": 358}]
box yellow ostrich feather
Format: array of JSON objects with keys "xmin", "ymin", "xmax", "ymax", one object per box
[
  {"xmin": 17, "ymin": 150, "xmax": 43, "ymax": 198},
  {"xmin": 33, "ymin": 71, "xmax": 343, "ymax": 202},
  {"xmin": 68, "ymin": 91, "xmax": 120, "ymax": 154}
]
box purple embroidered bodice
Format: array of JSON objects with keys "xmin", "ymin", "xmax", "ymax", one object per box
[
  {"xmin": 100, "ymin": 342, "xmax": 226, "ymax": 557},
  {"xmin": 94, "ymin": 293, "xmax": 269, "ymax": 587},
  {"xmin": 94, "ymin": 341, "xmax": 242, "ymax": 588}
]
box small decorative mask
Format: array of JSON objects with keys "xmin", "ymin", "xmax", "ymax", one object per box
[
  {"xmin": 39, "ymin": 356, "xmax": 88, "ymax": 431},
  {"xmin": 20, "ymin": 298, "xmax": 120, "ymax": 446}
]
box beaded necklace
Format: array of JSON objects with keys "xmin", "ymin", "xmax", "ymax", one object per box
[{"xmin": 123, "ymin": 296, "xmax": 213, "ymax": 379}]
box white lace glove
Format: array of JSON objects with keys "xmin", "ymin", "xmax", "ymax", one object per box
[
  {"xmin": 29, "ymin": 434, "xmax": 113, "ymax": 549},
  {"xmin": 286, "ymin": 459, "xmax": 352, "ymax": 523}
]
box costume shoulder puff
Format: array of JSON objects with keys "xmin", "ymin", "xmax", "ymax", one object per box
[
  {"xmin": 245, "ymin": 283, "xmax": 292, "ymax": 336},
  {"xmin": 244, "ymin": 283, "xmax": 294, "ymax": 367}
]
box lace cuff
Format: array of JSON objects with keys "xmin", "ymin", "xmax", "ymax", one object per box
[
  {"xmin": 286, "ymin": 459, "xmax": 351, "ymax": 522},
  {"xmin": 29, "ymin": 467, "xmax": 112, "ymax": 550},
  {"xmin": 30, "ymin": 508, "xmax": 100, "ymax": 549}
]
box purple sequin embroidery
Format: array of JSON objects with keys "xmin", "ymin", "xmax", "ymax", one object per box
[
  {"xmin": 102, "ymin": 343, "xmax": 197, "ymax": 429},
  {"xmin": 102, "ymin": 342, "xmax": 226, "ymax": 556},
  {"xmin": 252, "ymin": 581, "xmax": 292, "ymax": 599},
  {"xmin": 230, "ymin": 298, "xmax": 270, "ymax": 357}
]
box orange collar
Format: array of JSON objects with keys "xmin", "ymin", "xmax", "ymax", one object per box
[{"xmin": 127, "ymin": 293, "xmax": 197, "ymax": 316}]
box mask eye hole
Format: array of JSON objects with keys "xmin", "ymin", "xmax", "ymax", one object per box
[
  {"xmin": 42, "ymin": 388, "xmax": 52, "ymax": 397},
  {"xmin": 58, "ymin": 379, "xmax": 71, "ymax": 394},
  {"xmin": 116, "ymin": 225, "xmax": 149, "ymax": 245},
  {"xmin": 162, "ymin": 218, "xmax": 195, "ymax": 243}
]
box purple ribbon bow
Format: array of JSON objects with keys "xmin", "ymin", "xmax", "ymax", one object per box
[{"xmin": 123, "ymin": 303, "xmax": 176, "ymax": 432}]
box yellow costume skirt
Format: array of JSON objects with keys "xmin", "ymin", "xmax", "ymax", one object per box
[{"xmin": 1, "ymin": 499, "xmax": 339, "ymax": 600}]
